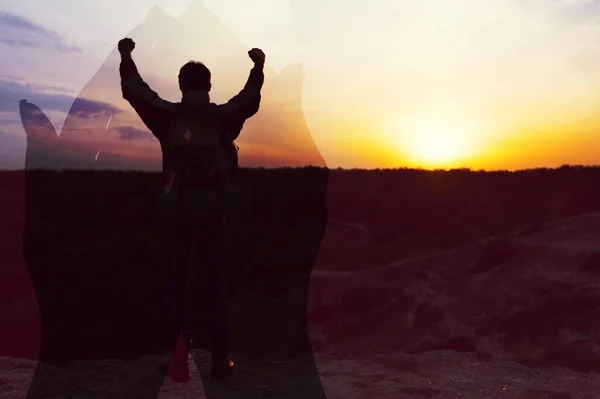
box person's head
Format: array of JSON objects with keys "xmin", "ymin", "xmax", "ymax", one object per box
[{"xmin": 178, "ymin": 61, "xmax": 211, "ymax": 93}]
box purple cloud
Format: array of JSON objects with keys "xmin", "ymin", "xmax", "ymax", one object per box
[
  {"xmin": 0, "ymin": 12, "xmax": 49, "ymax": 34},
  {"xmin": 114, "ymin": 126, "xmax": 154, "ymax": 141},
  {"xmin": 71, "ymin": 98, "xmax": 121, "ymax": 120},
  {"xmin": 0, "ymin": 12, "xmax": 81, "ymax": 53},
  {"xmin": 0, "ymin": 78, "xmax": 122, "ymax": 118}
]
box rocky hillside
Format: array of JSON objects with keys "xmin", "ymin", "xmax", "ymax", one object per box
[{"xmin": 308, "ymin": 212, "xmax": 600, "ymax": 373}]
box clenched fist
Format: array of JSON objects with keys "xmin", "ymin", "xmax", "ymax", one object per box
[
  {"xmin": 118, "ymin": 38, "xmax": 136, "ymax": 55},
  {"xmin": 248, "ymin": 48, "xmax": 265, "ymax": 66}
]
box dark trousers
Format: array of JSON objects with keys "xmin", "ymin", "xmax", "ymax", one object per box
[{"xmin": 160, "ymin": 208, "xmax": 231, "ymax": 365}]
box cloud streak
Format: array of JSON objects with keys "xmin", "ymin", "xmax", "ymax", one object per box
[
  {"xmin": 0, "ymin": 78, "xmax": 122, "ymax": 118},
  {"xmin": 71, "ymin": 98, "xmax": 121, "ymax": 120},
  {"xmin": 114, "ymin": 126, "xmax": 154, "ymax": 141},
  {"xmin": 0, "ymin": 12, "xmax": 81, "ymax": 53}
]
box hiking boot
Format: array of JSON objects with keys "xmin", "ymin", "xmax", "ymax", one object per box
[{"xmin": 210, "ymin": 357, "xmax": 234, "ymax": 381}]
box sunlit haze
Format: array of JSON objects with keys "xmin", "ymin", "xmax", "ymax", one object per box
[{"xmin": 2, "ymin": 0, "xmax": 600, "ymax": 170}]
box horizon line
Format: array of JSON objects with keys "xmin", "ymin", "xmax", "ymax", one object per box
[{"xmin": 1, "ymin": 164, "xmax": 599, "ymax": 173}]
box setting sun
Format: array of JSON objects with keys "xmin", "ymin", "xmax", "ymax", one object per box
[
  {"xmin": 392, "ymin": 112, "xmax": 477, "ymax": 169},
  {"xmin": 407, "ymin": 126, "xmax": 464, "ymax": 165}
]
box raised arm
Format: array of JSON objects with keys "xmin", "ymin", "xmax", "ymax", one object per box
[
  {"xmin": 118, "ymin": 38, "xmax": 173, "ymax": 138},
  {"xmin": 219, "ymin": 48, "xmax": 265, "ymax": 127}
]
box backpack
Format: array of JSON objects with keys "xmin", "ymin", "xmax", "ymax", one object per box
[
  {"xmin": 169, "ymin": 103, "xmax": 237, "ymax": 190},
  {"xmin": 164, "ymin": 103, "xmax": 232, "ymax": 216},
  {"xmin": 160, "ymin": 103, "xmax": 251, "ymax": 218}
]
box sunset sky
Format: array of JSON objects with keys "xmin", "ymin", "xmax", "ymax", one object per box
[{"xmin": 2, "ymin": 0, "xmax": 600, "ymax": 170}]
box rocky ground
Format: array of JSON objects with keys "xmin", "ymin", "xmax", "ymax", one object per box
[
  {"xmin": 307, "ymin": 212, "xmax": 600, "ymax": 373},
  {"xmin": 5, "ymin": 213, "xmax": 600, "ymax": 398},
  {"xmin": 2, "ymin": 349, "xmax": 600, "ymax": 398}
]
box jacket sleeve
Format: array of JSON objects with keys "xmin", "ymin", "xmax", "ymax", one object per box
[
  {"xmin": 218, "ymin": 65, "xmax": 264, "ymax": 139},
  {"xmin": 120, "ymin": 55, "xmax": 174, "ymax": 140}
]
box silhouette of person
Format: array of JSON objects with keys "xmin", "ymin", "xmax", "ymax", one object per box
[
  {"xmin": 118, "ymin": 37, "xmax": 264, "ymax": 383},
  {"xmin": 17, "ymin": 5, "xmax": 329, "ymax": 397},
  {"xmin": 17, "ymin": 36, "xmax": 264, "ymax": 399}
]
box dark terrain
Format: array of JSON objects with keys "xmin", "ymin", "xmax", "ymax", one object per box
[{"xmin": 2, "ymin": 166, "xmax": 600, "ymax": 398}]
